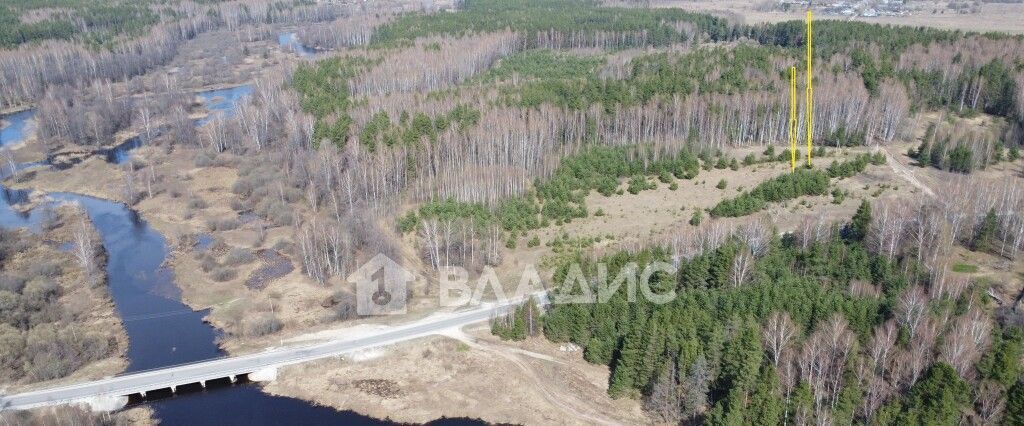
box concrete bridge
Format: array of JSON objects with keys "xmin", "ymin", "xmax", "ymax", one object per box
[{"xmin": 0, "ymin": 300, "xmax": 527, "ymax": 412}]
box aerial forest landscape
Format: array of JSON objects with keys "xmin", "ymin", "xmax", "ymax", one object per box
[{"xmin": 1, "ymin": 0, "xmax": 1024, "ymax": 425}]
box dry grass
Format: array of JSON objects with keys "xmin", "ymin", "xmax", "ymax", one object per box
[{"xmin": 262, "ymin": 327, "xmax": 647, "ymax": 425}]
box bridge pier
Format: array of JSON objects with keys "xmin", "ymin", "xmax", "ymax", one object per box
[
  {"xmin": 200, "ymin": 380, "xmax": 206, "ymax": 389},
  {"xmin": 229, "ymin": 375, "xmax": 237, "ymax": 384},
  {"xmin": 139, "ymin": 391, "xmax": 146, "ymax": 398},
  {"xmin": 170, "ymin": 385, "xmax": 176, "ymax": 394}
]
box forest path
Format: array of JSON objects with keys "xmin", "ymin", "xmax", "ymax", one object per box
[
  {"xmin": 456, "ymin": 334, "xmax": 625, "ymax": 426},
  {"xmin": 878, "ymin": 145, "xmax": 936, "ymax": 198}
]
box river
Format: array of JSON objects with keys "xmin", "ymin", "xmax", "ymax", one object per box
[
  {"xmin": 0, "ymin": 88, "xmax": 486, "ymax": 425},
  {"xmin": 277, "ymin": 32, "xmax": 318, "ymax": 58}
]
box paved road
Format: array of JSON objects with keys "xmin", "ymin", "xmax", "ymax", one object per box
[{"xmin": 0, "ymin": 301, "xmax": 524, "ymax": 411}]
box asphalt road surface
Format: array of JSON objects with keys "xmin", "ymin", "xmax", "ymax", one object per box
[{"xmin": 1, "ymin": 301, "xmax": 522, "ymax": 411}]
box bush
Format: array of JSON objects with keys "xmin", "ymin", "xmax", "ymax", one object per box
[
  {"xmin": 948, "ymin": 144, "xmax": 973, "ymax": 173},
  {"xmin": 627, "ymin": 175, "xmax": 655, "ymax": 194},
  {"xmin": 199, "ymin": 254, "xmax": 218, "ymax": 273},
  {"xmin": 194, "ymin": 151, "xmax": 216, "ymax": 167},
  {"xmin": 224, "ymin": 248, "xmax": 256, "ymax": 266},
  {"xmin": 243, "ymin": 312, "xmax": 283, "ymax": 337},
  {"xmin": 0, "ymin": 273, "xmax": 26, "ymax": 294},
  {"xmin": 743, "ymin": 153, "xmax": 756, "ymax": 166},
  {"xmin": 22, "ymin": 278, "xmax": 60, "ymax": 308},
  {"xmin": 211, "ymin": 267, "xmax": 237, "ymax": 282},
  {"xmin": 689, "ymin": 209, "xmax": 703, "ymax": 226},
  {"xmin": 27, "ymin": 261, "xmax": 61, "ymax": 279},
  {"xmin": 669, "ymin": 182, "xmax": 679, "ymax": 191},
  {"xmin": 188, "ymin": 197, "xmax": 208, "ymax": 210},
  {"xmin": 268, "ymin": 208, "xmax": 294, "ymax": 227},
  {"xmin": 206, "ymin": 217, "xmax": 241, "ymax": 232},
  {"xmin": 397, "ymin": 212, "xmax": 419, "ymax": 233},
  {"xmin": 832, "ymin": 188, "xmax": 846, "ymax": 204},
  {"xmin": 716, "ymin": 179, "xmax": 728, "ymax": 189},
  {"xmin": 528, "ymin": 236, "xmax": 541, "ymax": 247}
]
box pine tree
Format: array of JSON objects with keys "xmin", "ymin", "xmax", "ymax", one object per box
[
  {"xmin": 978, "ymin": 326, "xmax": 1023, "ymax": 387},
  {"xmin": 900, "ymin": 363, "xmax": 970, "ymax": 425},
  {"xmin": 1007, "ymin": 380, "xmax": 1024, "ymax": 426},
  {"xmin": 746, "ymin": 364, "xmax": 784, "ymax": 426},
  {"xmin": 973, "ymin": 208, "xmax": 998, "ymax": 251},
  {"xmin": 849, "ymin": 200, "xmax": 872, "ymax": 241},
  {"xmin": 609, "ymin": 313, "xmax": 648, "ymax": 397},
  {"xmin": 916, "ymin": 140, "xmax": 931, "ymax": 166}
]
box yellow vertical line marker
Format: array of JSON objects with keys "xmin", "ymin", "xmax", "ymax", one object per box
[
  {"xmin": 806, "ymin": 10, "xmax": 813, "ymax": 167},
  {"xmin": 790, "ymin": 65, "xmax": 798, "ymax": 171}
]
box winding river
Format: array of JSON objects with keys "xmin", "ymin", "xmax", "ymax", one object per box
[{"xmin": 0, "ymin": 88, "xmax": 484, "ymax": 425}]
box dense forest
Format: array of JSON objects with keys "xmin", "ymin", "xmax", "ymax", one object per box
[{"xmin": 520, "ymin": 201, "xmax": 1024, "ymax": 425}]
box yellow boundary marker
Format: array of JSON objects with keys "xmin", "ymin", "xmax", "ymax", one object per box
[
  {"xmin": 789, "ymin": 66, "xmax": 797, "ymax": 171},
  {"xmin": 806, "ymin": 10, "xmax": 813, "ymax": 167}
]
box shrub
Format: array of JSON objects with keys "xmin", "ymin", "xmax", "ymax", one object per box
[
  {"xmin": 948, "ymin": 144, "xmax": 973, "ymax": 173},
  {"xmin": 269, "ymin": 209, "xmax": 294, "ymax": 227},
  {"xmin": 206, "ymin": 217, "xmax": 241, "ymax": 232},
  {"xmin": 831, "ymin": 188, "xmax": 846, "ymax": 204},
  {"xmin": 194, "ymin": 151, "xmax": 216, "ymax": 167},
  {"xmin": 211, "ymin": 267, "xmax": 237, "ymax": 282},
  {"xmin": 0, "ymin": 273, "xmax": 27, "ymax": 294},
  {"xmin": 743, "ymin": 153, "xmax": 756, "ymax": 166},
  {"xmin": 22, "ymin": 278, "xmax": 60, "ymax": 308},
  {"xmin": 689, "ymin": 210, "xmax": 703, "ymax": 226},
  {"xmin": 528, "ymin": 236, "xmax": 541, "ymax": 247},
  {"xmin": 243, "ymin": 312, "xmax": 283, "ymax": 337},
  {"xmin": 199, "ymin": 254, "xmax": 218, "ymax": 273},
  {"xmin": 669, "ymin": 182, "xmax": 679, "ymax": 191},
  {"xmin": 188, "ymin": 197, "xmax": 208, "ymax": 210},
  {"xmin": 224, "ymin": 248, "xmax": 256, "ymax": 266},
  {"xmin": 27, "ymin": 261, "xmax": 61, "ymax": 279},
  {"xmin": 716, "ymin": 179, "xmax": 728, "ymax": 189},
  {"xmin": 397, "ymin": 212, "xmax": 419, "ymax": 233},
  {"xmin": 627, "ymin": 175, "xmax": 655, "ymax": 194}
]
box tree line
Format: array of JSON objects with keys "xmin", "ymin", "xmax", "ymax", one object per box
[{"xmin": 535, "ymin": 204, "xmax": 1023, "ymax": 425}]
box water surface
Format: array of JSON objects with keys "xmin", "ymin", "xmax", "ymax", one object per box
[
  {"xmin": 0, "ymin": 109, "xmax": 35, "ymax": 148},
  {"xmin": 277, "ymin": 32, "xmax": 317, "ymax": 58}
]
